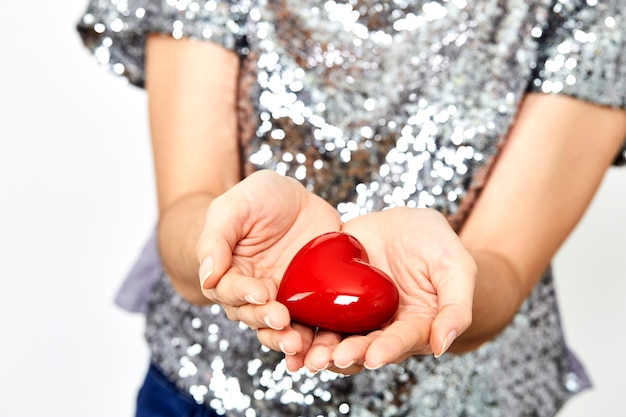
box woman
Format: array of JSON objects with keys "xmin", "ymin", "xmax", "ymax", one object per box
[{"xmin": 78, "ymin": 1, "xmax": 626, "ymax": 416}]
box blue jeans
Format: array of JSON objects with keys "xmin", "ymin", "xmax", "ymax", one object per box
[{"xmin": 135, "ymin": 363, "xmax": 219, "ymax": 417}]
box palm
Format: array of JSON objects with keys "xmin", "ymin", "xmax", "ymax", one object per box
[
  {"xmin": 198, "ymin": 170, "xmax": 342, "ymax": 331},
  {"xmin": 226, "ymin": 175, "xmax": 342, "ymax": 292},
  {"xmin": 341, "ymin": 209, "xmax": 446, "ymax": 356},
  {"xmin": 297, "ymin": 207, "xmax": 475, "ymax": 373}
]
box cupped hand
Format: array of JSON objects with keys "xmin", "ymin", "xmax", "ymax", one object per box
[
  {"xmin": 196, "ymin": 170, "xmax": 342, "ymax": 359},
  {"xmin": 300, "ymin": 207, "xmax": 476, "ymax": 374}
]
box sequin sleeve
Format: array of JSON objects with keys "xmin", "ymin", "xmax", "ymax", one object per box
[
  {"xmin": 76, "ymin": 0, "xmax": 248, "ymax": 87},
  {"xmin": 529, "ymin": 0, "xmax": 626, "ymax": 164}
]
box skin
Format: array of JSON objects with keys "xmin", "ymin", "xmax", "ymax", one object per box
[
  {"xmin": 146, "ymin": 35, "xmax": 240, "ymax": 305},
  {"xmin": 146, "ymin": 35, "xmax": 626, "ymax": 375}
]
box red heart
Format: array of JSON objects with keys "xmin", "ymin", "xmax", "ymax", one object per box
[{"xmin": 277, "ymin": 231, "xmax": 399, "ymax": 334}]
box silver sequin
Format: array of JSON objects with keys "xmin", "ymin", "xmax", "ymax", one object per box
[{"xmin": 77, "ymin": 0, "xmax": 626, "ymax": 416}]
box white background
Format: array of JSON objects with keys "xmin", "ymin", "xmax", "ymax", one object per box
[{"xmin": 1, "ymin": 1, "xmax": 625, "ymax": 416}]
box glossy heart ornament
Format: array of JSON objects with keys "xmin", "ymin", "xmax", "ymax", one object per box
[{"xmin": 277, "ymin": 232, "xmax": 399, "ymax": 334}]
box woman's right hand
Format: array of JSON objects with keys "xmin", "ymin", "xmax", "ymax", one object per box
[{"xmin": 196, "ymin": 170, "xmax": 342, "ymax": 360}]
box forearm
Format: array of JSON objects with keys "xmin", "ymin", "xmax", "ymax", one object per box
[
  {"xmin": 145, "ymin": 35, "xmax": 242, "ymax": 305},
  {"xmin": 158, "ymin": 192, "xmax": 215, "ymax": 305},
  {"xmin": 449, "ymin": 94, "xmax": 626, "ymax": 353}
]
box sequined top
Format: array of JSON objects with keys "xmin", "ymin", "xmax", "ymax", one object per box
[{"xmin": 77, "ymin": 1, "xmax": 626, "ymax": 416}]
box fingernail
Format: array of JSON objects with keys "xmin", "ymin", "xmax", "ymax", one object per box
[
  {"xmin": 245, "ymin": 294, "xmax": 266, "ymax": 305},
  {"xmin": 364, "ymin": 361, "xmax": 385, "ymax": 371},
  {"xmin": 286, "ymin": 363, "xmax": 303, "ymax": 375},
  {"xmin": 334, "ymin": 360, "xmax": 355, "ymax": 369},
  {"xmin": 311, "ymin": 361, "xmax": 331, "ymax": 372},
  {"xmin": 278, "ymin": 342, "xmax": 297, "ymax": 356},
  {"xmin": 199, "ymin": 257, "xmax": 214, "ymax": 289},
  {"xmin": 435, "ymin": 330, "xmax": 457, "ymax": 359},
  {"xmin": 263, "ymin": 315, "xmax": 284, "ymax": 331}
]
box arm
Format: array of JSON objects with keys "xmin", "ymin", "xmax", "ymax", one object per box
[
  {"xmin": 145, "ymin": 35, "xmax": 241, "ymax": 305},
  {"xmin": 186, "ymin": 89, "xmax": 624, "ymax": 374},
  {"xmin": 293, "ymin": 93, "xmax": 626, "ymax": 373},
  {"xmin": 455, "ymin": 93, "xmax": 626, "ymax": 351},
  {"xmin": 146, "ymin": 35, "xmax": 343, "ymax": 331}
]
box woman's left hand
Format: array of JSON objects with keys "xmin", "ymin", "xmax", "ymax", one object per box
[{"xmin": 286, "ymin": 207, "xmax": 476, "ymax": 374}]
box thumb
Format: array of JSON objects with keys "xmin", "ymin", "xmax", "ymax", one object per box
[
  {"xmin": 429, "ymin": 256, "xmax": 476, "ymax": 357},
  {"xmin": 196, "ymin": 191, "xmax": 251, "ymax": 290}
]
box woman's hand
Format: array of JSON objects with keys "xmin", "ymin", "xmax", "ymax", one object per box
[
  {"xmin": 196, "ymin": 170, "xmax": 342, "ymax": 358},
  {"xmin": 199, "ymin": 176, "xmax": 476, "ymax": 373},
  {"xmin": 299, "ymin": 208, "xmax": 476, "ymax": 374}
]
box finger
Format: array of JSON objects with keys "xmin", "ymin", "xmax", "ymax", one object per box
[
  {"xmin": 430, "ymin": 302, "xmax": 472, "ymax": 358},
  {"xmin": 202, "ymin": 273, "xmax": 273, "ymax": 308},
  {"xmin": 363, "ymin": 320, "xmax": 430, "ymax": 370},
  {"xmin": 257, "ymin": 324, "xmax": 311, "ymax": 359},
  {"xmin": 196, "ymin": 191, "xmax": 252, "ymax": 290},
  {"xmin": 284, "ymin": 323, "xmax": 316, "ymax": 372},
  {"xmin": 284, "ymin": 354, "xmax": 305, "ymax": 373},
  {"xmin": 429, "ymin": 252, "xmax": 476, "ymax": 357},
  {"xmin": 331, "ymin": 332, "xmax": 378, "ymax": 370},
  {"xmin": 221, "ymin": 300, "xmax": 292, "ymax": 331},
  {"xmin": 303, "ymin": 330, "xmax": 342, "ymax": 373}
]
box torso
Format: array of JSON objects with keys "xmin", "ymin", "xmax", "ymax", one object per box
[{"xmin": 146, "ymin": 1, "xmax": 591, "ymax": 416}]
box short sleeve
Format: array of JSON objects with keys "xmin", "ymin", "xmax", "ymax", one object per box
[
  {"xmin": 528, "ymin": 0, "xmax": 626, "ymax": 164},
  {"xmin": 76, "ymin": 0, "xmax": 249, "ymax": 87}
]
